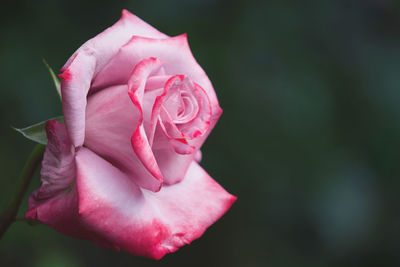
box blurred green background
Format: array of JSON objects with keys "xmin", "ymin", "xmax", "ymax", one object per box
[{"xmin": 1, "ymin": 0, "xmax": 400, "ymax": 266}]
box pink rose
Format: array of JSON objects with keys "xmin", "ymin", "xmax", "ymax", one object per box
[{"xmin": 26, "ymin": 10, "xmax": 236, "ymax": 259}]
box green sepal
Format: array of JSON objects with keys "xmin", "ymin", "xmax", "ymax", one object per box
[
  {"xmin": 13, "ymin": 116, "xmax": 64, "ymax": 144},
  {"xmin": 42, "ymin": 59, "xmax": 61, "ymax": 100}
]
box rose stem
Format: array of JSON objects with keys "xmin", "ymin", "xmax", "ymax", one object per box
[{"xmin": 0, "ymin": 144, "xmax": 45, "ymax": 239}]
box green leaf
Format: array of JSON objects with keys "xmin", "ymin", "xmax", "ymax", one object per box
[
  {"xmin": 42, "ymin": 59, "xmax": 61, "ymax": 99},
  {"xmin": 13, "ymin": 116, "xmax": 64, "ymax": 144}
]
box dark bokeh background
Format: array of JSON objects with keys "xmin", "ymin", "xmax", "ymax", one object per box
[{"xmin": 1, "ymin": 0, "xmax": 400, "ymax": 266}]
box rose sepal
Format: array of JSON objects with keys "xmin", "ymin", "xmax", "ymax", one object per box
[
  {"xmin": 42, "ymin": 59, "xmax": 61, "ymax": 99},
  {"xmin": 13, "ymin": 116, "xmax": 64, "ymax": 144}
]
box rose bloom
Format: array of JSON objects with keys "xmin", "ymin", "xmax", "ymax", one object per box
[{"xmin": 26, "ymin": 10, "xmax": 236, "ymax": 259}]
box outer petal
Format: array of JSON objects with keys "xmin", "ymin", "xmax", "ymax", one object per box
[
  {"xmin": 75, "ymin": 148, "xmax": 236, "ymax": 259},
  {"xmin": 62, "ymin": 9, "xmax": 167, "ymax": 73},
  {"xmin": 60, "ymin": 10, "xmax": 167, "ymax": 147},
  {"xmin": 59, "ymin": 50, "xmax": 96, "ymax": 148},
  {"xmin": 29, "ymin": 120, "xmax": 75, "ymax": 203},
  {"xmin": 25, "ymin": 121, "xmax": 89, "ymax": 240},
  {"xmin": 26, "ymin": 186, "xmax": 94, "ymax": 242}
]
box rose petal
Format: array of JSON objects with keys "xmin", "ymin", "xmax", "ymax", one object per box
[
  {"xmin": 25, "ymin": 120, "xmax": 86, "ymax": 240},
  {"xmin": 91, "ymin": 34, "xmax": 221, "ymax": 115},
  {"xmin": 152, "ymin": 145, "xmax": 195, "ymax": 184},
  {"xmin": 151, "ymin": 105, "xmax": 221, "ymax": 185},
  {"xmin": 142, "ymin": 161, "xmax": 237, "ymax": 258},
  {"xmin": 26, "ymin": 186, "xmax": 90, "ymax": 240},
  {"xmin": 85, "ymin": 83, "xmax": 162, "ymax": 192},
  {"xmin": 195, "ymin": 150, "xmax": 202, "ymax": 162},
  {"xmin": 62, "ymin": 10, "xmax": 167, "ymax": 73},
  {"xmin": 149, "ymin": 76, "xmax": 212, "ymax": 184},
  {"xmin": 176, "ymin": 82, "xmax": 212, "ymax": 139},
  {"xmin": 60, "ymin": 10, "xmax": 167, "ymax": 147},
  {"xmin": 59, "ymin": 50, "xmax": 96, "ymax": 147},
  {"xmin": 26, "ymin": 184, "xmax": 113, "ymax": 248},
  {"xmin": 128, "ymin": 58, "xmax": 164, "ymax": 189},
  {"xmin": 75, "ymin": 148, "xmax": 236, "ymax": 259},
  {"xmin": 151, "ymin": 75, "xmax": 195, "ymax": 154},
  {"xmin": 31, "ymin": 120, "xmax": 75, "ymax": 202}
]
